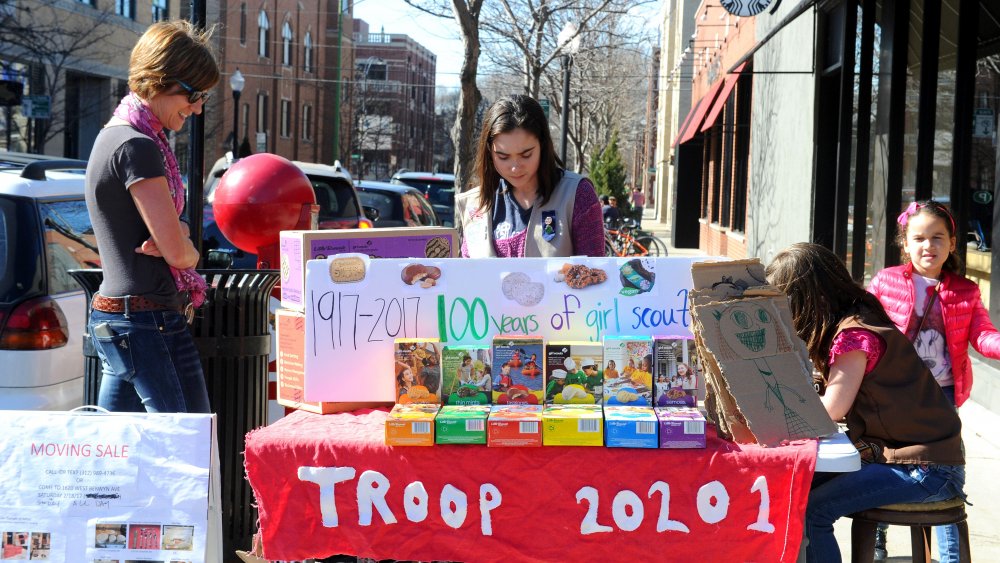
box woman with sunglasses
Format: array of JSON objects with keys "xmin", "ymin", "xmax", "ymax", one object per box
[{"xmin": 84, "ymin": 20, "xmax": 219, "ymax": 413}]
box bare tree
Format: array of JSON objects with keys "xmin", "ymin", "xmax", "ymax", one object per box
[
  {"xmin": 405, "ymin": 0, "xmax": 484, "ymax": 192},
  {"xmin": 1, "ymin": 0, "xmax": 119, "ymax": 152}
]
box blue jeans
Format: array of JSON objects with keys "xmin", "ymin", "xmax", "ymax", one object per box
[
  {"xmin": 806, "ymin": 463, "xmax": 965, "ymax": 563},
  {"xmin": 89, "ymin": 309, "xmax": 210, "ymax": 413},
  {"xmin": 936, "ymin": 385, "xmax": 961, "ymax": 563}
]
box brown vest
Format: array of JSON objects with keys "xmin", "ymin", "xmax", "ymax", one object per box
[{"xmin": 839, "ymin": 310, "xmax": 964, "ymax": 465}]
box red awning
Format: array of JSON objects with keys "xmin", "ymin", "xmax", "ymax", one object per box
[
  {"xmin": 676, "ymin": 74, "xmax": 727, "ymax": 145},
  {"xmin": 671, "ymin": 98, "xmax": 700, "ymax": 147},
  {"xmin": 700, "ymin": 62, "xmax": 747, "ymax": 133}
]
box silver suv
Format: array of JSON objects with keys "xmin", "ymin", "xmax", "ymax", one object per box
[{"xmin": 0, "ymin": 151, "xmax": 92, "ymax": 410}]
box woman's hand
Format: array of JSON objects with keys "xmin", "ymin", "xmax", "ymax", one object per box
[
  {"xmin": 135, "ymin": 222, "xmax": 189, "ymax": 257},
  {"xmin": 129, "ymin": 177, "xmax": 200, "ymax": 269}
]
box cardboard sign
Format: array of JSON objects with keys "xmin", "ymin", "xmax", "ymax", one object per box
[
  {"xmin": 304, "ymin": 256, "xmax": 703, "ymax": 402},
  {"xmin": 0, "ymin": 411, "xmax": 218, "ymax": 562}
]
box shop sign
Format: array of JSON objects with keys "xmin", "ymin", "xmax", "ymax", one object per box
[
  {"xmin": 720, "ymin": 0, "xmax": 773, "ymax": 17},
  {"xmin": 973, "ymin": 190, "xmax": 993, "ymax": 205},
  {"xmin": 974, "ymin": 108, "xmax": 994, "ymax": 138}
]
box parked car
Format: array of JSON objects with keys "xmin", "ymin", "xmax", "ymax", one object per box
[
  {"xmin": 0, "ymin": 151, "xmax": 94, "ymax": 410},
  {"xmin": 202, "ymin": 156, "xmax": 372, "ymax": 268},
  {"xmin": 390, "ymin": 171, "xmax": 455, "ymax": 226},
  {"xmin": 355, "ymin": 180, "xmax": 442, "ymax": 228}
]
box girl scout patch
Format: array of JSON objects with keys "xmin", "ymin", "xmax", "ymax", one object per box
[{"xmin": 541, "ymin": 210, "xmax": 557, "ymax": 242}]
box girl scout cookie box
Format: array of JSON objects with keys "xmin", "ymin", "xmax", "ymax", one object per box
[
  {"xmin": 275, "ymin": 308, "xmax": 391, "ymax": 413},
  {"xmin": 655, "ymin": 407, "xmax": 706, "ymax": 449},
  {"xmin": 279, "ymin": 227, "xmax": 457, "ymax": 310},
  {"xmin": 394, "ymin": 338, "xmax": 442, "ymax": 404},
  {"xmin": 386, "ymin": 403, "xmax": 441, "ymax": 446},
  {"xmin": 487, "ymin": 404, "xmax": 543, "ymax": 447},
  {"xmin": 604, "ymin": 406, "xmax": 658, "ymax": 449},
  {"xmin": 542, "ymin": 404, "xmax": 603, "ymax": 446},
  {"xmin": 492, "ymin": 336, "xmax": 544, "ymax": 405},
  {"xmin": 654, "ymin": 337, "xmax": 699, "ymax": 407},
  {"xmin": 603, "ymin": 336, "xmax": 654, "ymax": 406},
  {"xmin": 441, "ymin": 344, "xmax": 492, "ymax": 405},
  {"xmin": 435, "ymin": 405, "xmax": 490, "ymax": 445},
  {"xmin": 544, "ymin": 341, "xmax": 603, "ymax": 404}
]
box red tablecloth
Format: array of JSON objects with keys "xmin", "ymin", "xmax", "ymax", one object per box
[{"xmin": 244, "ymin": 409, "xmax": 817, "ymax": 562}]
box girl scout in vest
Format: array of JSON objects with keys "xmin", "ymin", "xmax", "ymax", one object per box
[
  {"xmin": 765, "ymin": 243, "xmax": 965, "ymax": 563},
  {"xmin": 456, "ymin": 95, "xmax": 604, "ymax": 258}
]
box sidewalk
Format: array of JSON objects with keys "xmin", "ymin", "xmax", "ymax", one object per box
[{"xmin": 638, "ymin": 210, "xmax": 1000, "ymax": 559}]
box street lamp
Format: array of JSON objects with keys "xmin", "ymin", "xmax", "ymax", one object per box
[
  {"xmin": 557, "ymin": 22, "xmax": 581, "ymax": 165},
  {"xmin": 229, "ymin": 68, "xmax": 245, "ymax": 158}
]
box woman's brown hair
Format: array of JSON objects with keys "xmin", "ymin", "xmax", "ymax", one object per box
[
  {"xmin": 473, "ymin": 94, "xmax": 563, "ymax": 213},
  {"xmin": 764, "ymin": 242, "xmax": 891, "ymax": 374},
  {"xmin": 128, "ymin": 20, "xmax": 220, "ymax": 100}
]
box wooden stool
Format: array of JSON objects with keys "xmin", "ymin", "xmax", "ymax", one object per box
[{"xmin": 849, "ymin": 497, "xmax": 970, "ymax": 563}]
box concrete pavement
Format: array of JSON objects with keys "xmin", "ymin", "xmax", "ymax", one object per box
[{"xmin": 639, "ymin": 209, "xmax": 1000, "ymax": 560}]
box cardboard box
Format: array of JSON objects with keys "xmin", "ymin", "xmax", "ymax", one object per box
[
  {"xmin": 603, "ymin": 336, "xmax": 654, "ymax": 406},
  {"xmin": 653, "ymin": 337, "xmax": 699, "ymax": 407},
  {"xmin": 542, "ymin": 404, "xmax": 604, "ymax": 446},
  {"xmin": 385, "ymin": 403, "xmax": 440, "ymax": 446},
  {"xmin": 276, "ymin": 308, "xmax": 391, "ymax": 414},
  {"xmin": 394, "ymin": 338, "xmax": 442, "ymax": 404},
  {"xmin": 492, "ymin": 336, "xmax": 544, "ymax": 405},
  {"xmin": 279, "ymin": 227, "xmax": 458, "ymax": 310},
  {"xmin": 435, "ymin": 405, "xmax": 490, "ymax": 444},
  {"xmin": 604, "ymin": 406, "xmax": 658, "ymax": 448},
  {"xmin": 440, "ymin": 345, "xmax": 492, "ymax": 405},
  {"xmin": 655, "ymin": 407, "xmax": 706, "ymax": 449},
  {"xmin": 544, "ymin": 341, "xmax": 603, "ymax": 404},
  {"xmin": 487, "ymin": 405, "xmax": 543, "ymax": 447}
]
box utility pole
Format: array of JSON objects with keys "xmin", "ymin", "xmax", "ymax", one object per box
[
  {"xmin": 332, "ymin": 4, "xmax": 344, "ymax": 164},
  {"xmin": 187, "ymin": 0, "xmax": 206, "ymax": 256}
]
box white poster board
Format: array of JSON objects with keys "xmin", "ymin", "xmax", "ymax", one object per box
[
  {"xmin": 0, "ymin": 410, "xmax": 218, "ymax": 562},
  {"xmin": 304, "ymin": 256, "xmax": 703, "ymax": 402}
]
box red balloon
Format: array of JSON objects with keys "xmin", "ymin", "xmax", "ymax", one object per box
[{"xmin": 212, "ymin": 154, "xmax": 316, "ymax": 252}]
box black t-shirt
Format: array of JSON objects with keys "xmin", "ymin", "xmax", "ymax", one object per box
[{"xmin": 85, "ymin": 125, "xmax": 182, "ymax": 307}]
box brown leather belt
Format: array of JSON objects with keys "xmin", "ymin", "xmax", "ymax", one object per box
[{"xmin": 92, "ymin": 294, "xmax": 183, "ymax": 314}]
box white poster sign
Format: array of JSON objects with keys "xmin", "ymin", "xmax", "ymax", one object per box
[
  {"xmin": 0, "ymin": 411, "xmax": 217, "ymax": 562},
  {"xmin": 304, "ymin": 256, "xmax": 703, "ymax": 402}
]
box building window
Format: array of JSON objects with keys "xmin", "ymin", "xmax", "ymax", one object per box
[
  {"xmin": 302, "ymin": 104, "xmax": 312, "ymax": 141},
  {"xmin": 241, "ymin": 103, "xmax": 249, "ymax": 142},
  {"xmin": 74, "ymin": 0, "xmax": 95, "ymax": 6},
  {"xmin": 257, "ymin": 92, "xmax": 268, "ymax": 132},
  {"xmin": 303, "ymin": 32, "xmax": 312, "ymax": 73},
  {"xmin": 258, "ymin": 10, "xmax": 270, "ymax": 58},
  {"xmin": 151, "ymin": 0, "xmax": 167, "ymax": 22},
  {"xmin": 280, "ymin": 99, "xmax": 291, "ymax": 138},
  {"xmin": 239, "ymin": 3, "xmax": 247, "ymax": 45},
  {"xmin": 116, "ymin": 0, "xmax": 135, "ymax": 19},
  {"xmin": 282, "ymin": 21, "xmax": 293, "ymax": 66}
]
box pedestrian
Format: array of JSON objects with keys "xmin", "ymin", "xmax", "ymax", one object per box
[
  {"xmin": 85, "ymin": 20, "xmax": 219, "ymax": 413},
  {"xmin": 630, "ymin": 184, "xmax": 645, "ymax": 228},
  {"xmin": 601, "ymin": 194, "xmax": 620, "ymax": 225},
  {"xmin": 765, "ymin": 242, "xmax": 966, "ymax": 563},
  {"xmin": 867, "ymin": 199, "xmax": 1000, "ymax": 562},
  {"xmin": 456, "ymin": 94, "xmax": 604, "ymax": 257}
]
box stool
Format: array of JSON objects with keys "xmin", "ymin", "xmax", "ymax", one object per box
[{"xmin": 848, "ymin": 497, "xmax": 970, "ymax": 563}]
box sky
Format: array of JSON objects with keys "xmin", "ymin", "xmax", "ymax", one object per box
[{"xmin": 353, "ymin": 0, "xmax": 465, "ymax": 91}]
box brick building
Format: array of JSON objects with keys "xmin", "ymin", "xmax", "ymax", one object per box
[{"xmin": 350, "ymin": 19, "xmax": 436, "ymax": 180}]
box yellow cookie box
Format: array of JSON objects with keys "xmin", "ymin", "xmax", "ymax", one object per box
[
  {"xmin": 542, "ymin": 404, "xmax": 604, "ymax": 446},
  {"xmin": 385, "ymin": 403, "xmax": 440, "ymax": 446}
]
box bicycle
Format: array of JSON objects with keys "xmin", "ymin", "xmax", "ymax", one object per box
[{"xmin": 604, "ymin": 217, "xmax": 668, "ymax": 257}]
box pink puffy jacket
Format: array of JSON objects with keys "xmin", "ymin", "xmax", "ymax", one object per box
[{"xmin": 867, "ymin": 263, "xmax": 1000, "ymax": 406}]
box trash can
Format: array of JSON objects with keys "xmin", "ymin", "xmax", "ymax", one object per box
[{"xmin": 69, "ymin": 268, "xmax": 280, "ymax": 558}]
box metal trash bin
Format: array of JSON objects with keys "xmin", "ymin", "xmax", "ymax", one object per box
[{"xmin": 69, "ymin": 268, "xmax": 279, "ymax": 558}]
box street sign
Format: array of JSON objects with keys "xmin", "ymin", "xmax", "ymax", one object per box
[
  {"xmin": 539, "ymin": 98, "xmax": 550, "ymax": 119},
  {"xmin": 974, "ymin": 108, "xmax": 994, "ymax": 138},
  {"xmin": 23, "ymin": 95, "xmax": 51, "ymax": 119},
  {"xmin": 256, "ymin": 131, "xmax": 267, "ymax": 153}
]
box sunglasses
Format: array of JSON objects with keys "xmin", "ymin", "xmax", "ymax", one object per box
[{"xmin": 175, "ymin": 80, "xmax": 211, "ymax": 104}]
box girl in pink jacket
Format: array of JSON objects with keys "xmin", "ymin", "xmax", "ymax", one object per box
[
  {"xmin": 868, "ymin": 200, "xmax": 1000, "ymax": 563},
  {"xmin": 868, "ymin": 200, "xmax": 1000, "ymax": 408}
]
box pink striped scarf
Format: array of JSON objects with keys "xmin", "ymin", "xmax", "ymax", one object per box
[{"xmin": 113, "ymin": 92, "xmax": 207, "ymax": 307}]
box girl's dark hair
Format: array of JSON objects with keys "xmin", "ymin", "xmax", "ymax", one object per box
[
  {"xmin": 896, "ymin": 199, "xmax": 963, "ymax": 274},
  {"xmin": 764, "ymin": 243, "xmax": 892, "ymax": 374},
  {"xmin": 473, "ymin": 94, "xmax": 563, "ymax": 213}
]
